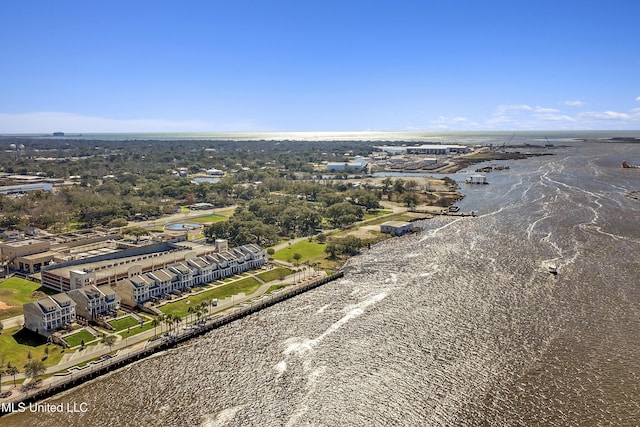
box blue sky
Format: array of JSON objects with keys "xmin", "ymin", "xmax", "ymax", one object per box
[{"xmin": 1, "ymin": 1, "xmax": 639, "ymax": 132}]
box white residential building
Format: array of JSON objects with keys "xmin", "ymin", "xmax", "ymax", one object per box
[
  {"xmin": 68, "ymin": 285, "xmax": 120, "ymax": 320},
  {"xmin": 23, "ymin": 294, "xmax": 76, "ymax": 336},
  {"xmin": 115, "ymin": 244, "xmax": 267, "ymax": 306}
]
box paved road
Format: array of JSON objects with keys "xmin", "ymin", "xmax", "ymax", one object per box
[
  {"xmin": 2, "ymin": 268, "xmax": 323, "ymax": 392},
  {"xmin": 134, "ymin": 206, "xmax": 237, "ymax": 229},
  {"xmin": 1, "ymin": 314, "xmax": 24, "ymax": 329}
]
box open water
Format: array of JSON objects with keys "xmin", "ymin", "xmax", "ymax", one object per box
[{"xmin": 4, "ymin": 139, "xmax": 640, "ymax": 426}]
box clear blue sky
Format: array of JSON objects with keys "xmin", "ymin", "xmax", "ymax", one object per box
[{"xmin": 1, "ymin": 0, "xmax": 639, "ymax": 132}]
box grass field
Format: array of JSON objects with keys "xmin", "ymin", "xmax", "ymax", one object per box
[
  {"xmin": 265, "ymin": 284, "xmax": 287, "ymax": 294},
  {"xmin": 271, "ymin": 240, "xmax": 327, "ymax": 264},
  {"xmin": 63, "ymin": 329, "xmax": 96, "ymax": 348},
  {"xmin": 0, "ymin": 326, "xmax": 65, "ymax": 369},
  {"xmin": 108, "ymin": 316, "xmax": 139, "ymax": 331},
  {"xmin": 118, "ymin": 321, "xmax": 155, "ymax": 339},
  {"xmin": 0, "ymin": 277, "xmax": 55, "ymax": 320},
  {"xmin": 188, "ymin": 214, "xmax": 228, "ymax": 224},
  {"xmin": 255, "ymin": 267, "xmax": 291, "ymax": 283},
  {"xmin": 362, "ymin": 213, "xmax": 416, "ymax": 226},
  {"xmin": 159, "ymin": 276, "xmax": 261, "ymax": 317},
  {"xmin": 363, "ymin": 209, "xmax": 392, "ymax": 220}
]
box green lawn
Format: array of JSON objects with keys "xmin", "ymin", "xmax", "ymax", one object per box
[
  {"xmin": 0, "ymin": 326, "xmax": 64, "ymax": 369},
  {"xmin": 108, "ymin": 316, "xmax": 139, "ymax": 331},
  {"xmin": 364, "ymin": 213, "xmax": 415, "ymax": 226},
  {"xmin": 188, "ymin": 214, "xmax": 228, "ymax": 224},
  {"xmin": 159, "ymin": 276, "xmax": 261, "ymax": 317},
  {"xmin": 265, "ymin": 284, "xmax": 287, "ymax": 294},
  {"xmin": 118, "ymin": 321, "xmax": 155, "ymax": 339},
  {"xmin": 363, "ymin": 209, "xmax": 392, "ymax": 220},
  {"xmin": 0, "ymin": 277, "xmax": 55, "ymax": 320},
  {"xmin": 272, "ymin": 240, "xmax": 327, "ymax": 263},
  {"xmin": 63, "ymin": 329, "xmax": 96, "ymax": 348},
  {"xmin": 255, "ymin": 267, "xmax": 291, "ymax": 282}
]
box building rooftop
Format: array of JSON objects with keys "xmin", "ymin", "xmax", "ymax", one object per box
[
  {"xmin": 380, "ymin": 220, "xmax": 412, "ymax": 228},
  {"xmin": 1, "ymin": 239, "xmax": 48, "ymax": 248}
]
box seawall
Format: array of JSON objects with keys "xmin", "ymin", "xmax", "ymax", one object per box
[{"xmin": 0, "ymin": 271, "xmax": 344, "ymax": 416}]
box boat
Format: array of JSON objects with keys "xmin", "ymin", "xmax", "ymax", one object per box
[{"xmin": 548, "ymin": 266, "xmax": 558, "ymax": 275}]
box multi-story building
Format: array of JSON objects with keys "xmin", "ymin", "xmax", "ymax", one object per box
[
  {"xmin": 23, "ymin": 293, "xmax": 76, "ymax": 336},
  {"xmin": 116, "ymin": 244, "xmax": 267, "ymax": 306},
  {"xmin": 67, "ymin": 285, "xmax": 120, "ymax": 320},
  {"xmin": 0, "ymin": 238, "xmax": 53, "ymax": 273}
]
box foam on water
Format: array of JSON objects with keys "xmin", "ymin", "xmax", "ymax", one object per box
[{"xmin": 6, "ymin": 141, "xmax": 640, "ymax": 427}]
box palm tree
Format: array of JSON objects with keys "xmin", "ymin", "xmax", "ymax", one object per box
[
  {"xmin": 157, "ymin": 314, "xmax": 165, "ymax": 334},
  {"xmin": 0, "ymin": 366, "xmax": 4, "ymax": 393},
  {"xmin": 187, "ymin": 306, "xmax": 194, "ymax": 324},
  {"xmin": 164, "ymin": 314, "xmax": 174, "ymax": 334},
  {"xmin": 173, "ymin": 315, "xmax": 181, "ymax": 333},
  {"xmin": 6, "ymin": 364, "xmax": 19, "ymax": 388},
  {"xmin": 151, "ymin": 317, "xmax": 159, "ymax": 338}
]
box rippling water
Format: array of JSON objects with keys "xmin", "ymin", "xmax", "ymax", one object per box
[{"xmin": 4, "ymin": 141, "xmax": 640, "ymax": 426}]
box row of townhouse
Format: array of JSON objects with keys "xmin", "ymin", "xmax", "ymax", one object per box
[
  {"xmin": 23, "ymin": 285, "xmax": 120, "ymax": 336},
  {"xmin": 116, "ymin": 244, "xmax": 266, "ymax": 306},
  {"xmin": 22, "ymin": 243, "xmax": 266, "ymax": 336}
]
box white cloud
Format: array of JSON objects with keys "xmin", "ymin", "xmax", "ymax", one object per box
[
  {"xmin": 496, "ymin": 104, "xmax": 533, "ymax": 113},
  {"xmin": 579, "ymin": 111, "xmax": 632, "ymax": 120},
  {"xmin": 0, "ymin": 112, "xmax": 257, "ymax": 133},
  {"xmin": 534, "ymin": 107, "xmax": 560, "ymax": 114},
  {"xmin": 636, "ymin": 96, "xmax": 640, "ymax": 102},
  {"xmin": 564, "ymin": 100, "xmax": 586, "ymax": 107}
]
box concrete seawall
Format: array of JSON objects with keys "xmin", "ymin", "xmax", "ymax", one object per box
[{"xmin": 0, "ymin": 271, "xmax": 344, "ymax": 416}]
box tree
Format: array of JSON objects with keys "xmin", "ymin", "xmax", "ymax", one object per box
[
  {"xmin": 6, "ymin": 364, "xmax": 19, "ymax": 387},
  {"xmin": 293, "ymin": 253, "xmax": 302, "ymax": 265},
  {"xmin": 123, "ymin": 226, "xmax": 149, "ymax": 242},
  {"xmin": 393, "ymin": 179, "xmax": 406, "ymax": 197},
  {"xmin": 325, "ymin": 202, "xmax": 364, "ymax": 228},
  {"xmin": 107, "ymin": 217, "xmax": 128, "ymax": 228},
  {"xmin": 325, "ymin": 242, "xmax": 340, "ymax": 259},
  {"xmin": 349, "ymin": 190, "xmax": 380, "ymax": 211},
  {"xmin": 402, "ymin": 192, "xmax": 419, "ymax": 208},
  {"xmin": 164, "ymin": 314, "xmax": 174, "ymax": 333},
  {"xmin": 102, "ymin": 335, "xmax": 117, "ymax": 352},
  {"xmin": 0, "ymin": 367, "xmax": 4, "ymax": 392},
  {"xmin": 340, "ymin": 235, "xmax": 365, "ymax": 256},
  {"xmin": 381, "ymin": 177, "xmax": 393, "ymax": 200},
  {"xmin": 24, "ymin": 359, "xmax": 46, "ymax": 382},
  {"xmin": 151, "ymin": 318, "xmax": 159, "ymax": 338}
]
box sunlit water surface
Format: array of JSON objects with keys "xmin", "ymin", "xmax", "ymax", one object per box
[{"xmin": 4, "ymin": 141, "xmax": 640, "ymax": 426}]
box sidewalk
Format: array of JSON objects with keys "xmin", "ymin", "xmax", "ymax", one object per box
[{"xmin": 0, "ymin": 267, "xmax": 324, "ymax": 400}]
